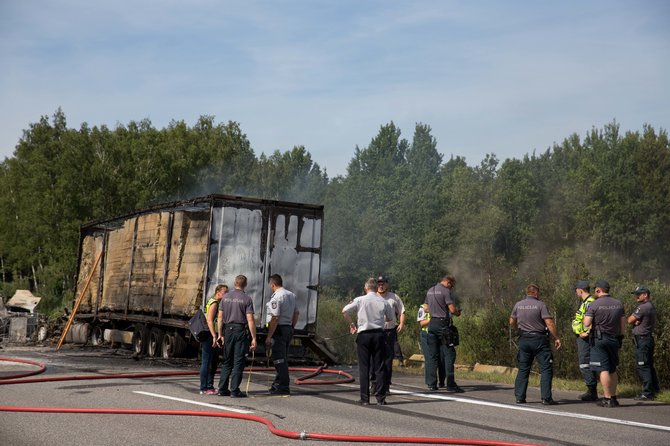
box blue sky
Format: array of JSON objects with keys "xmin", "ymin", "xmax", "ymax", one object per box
[{"xmin": 1, "ymin": 0, "xmax": 668, "ymax": 176}]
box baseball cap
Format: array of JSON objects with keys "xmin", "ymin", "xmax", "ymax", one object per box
[
  {"xmin": 575, "ymin": 280, "xmax": 590, "ymax": 291},
  {"xmin": 594, "ymin": 279, "xmax": 610, "ymax": 290},
  {"xmin": 376, "ymin": 275, "xmax": 389, "ymax": 283},
  {"xmin": 631, "ymin": 285, "xmax": 650, "ymax": 295}
]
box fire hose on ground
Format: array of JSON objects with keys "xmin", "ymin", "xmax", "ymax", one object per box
[{"xmin": 0, "ymin": 357, "xmax": 541, "ymax": 446}]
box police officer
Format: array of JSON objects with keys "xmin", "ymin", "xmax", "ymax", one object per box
[
  {"xmin": 264, "ymin": 274, "xmax": 299, "ymax": 396},
  {"xmin": 342, "ymin": 278, "xmax": 395, "ymax": 406},
  {"xmin": 582, "ymin": 279, "xmax": 625, "ymax": 408},
  {"xmin": 374, "ymin": 275, "xmax": 405, "ymax": 396},
  {"xmin": 217, "ymin": 275, "xmax": 257, "ymax": 398},
  {"xmin": 572, "ymin": 280, "xmax": 598, "ymax": 401},
  {"xmin": 627, "ymin": 285, "xmax": 660, "ymax": 401},
  {"xmin": 424, "ymin": 275, "xmax": 463, "ymax": 392},
  {"xmin": 509, "ymin": 284, "xmax": 561, "ymax": 405}
]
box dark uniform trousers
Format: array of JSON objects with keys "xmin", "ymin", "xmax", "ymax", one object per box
[
  {"xmin": 634, "ymin": 335, "xmax": 660, "ymax": 397},
  {"xmin": 576, "ymin": 335, "xmax": 597, "ymax": 387},
  {"xmin": 370, "ymin": 328, "xmax": 397, "ymax": 394},
  {"xmin": 218, "ymin": 324, "xmax": 249, "ymax": 393},
  {"xmin": 426, "ymin": 318, "xmax": 457, "ymax": 389},
  {"xmin": 515, "ymin": 333, "xmax": 553, "ymax": 401},
  {"xmin": 271, "ymin": 325, "xmax": 294, "ymax": 391},
  {"xmin": 356, "ymin": 329, "xmax": 387, "ymax": 403},
  {"xmin": 421, "ymin": 330, "xmax": 446, "ymax": 386}
]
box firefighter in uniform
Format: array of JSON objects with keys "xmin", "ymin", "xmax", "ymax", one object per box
[
  {"xmin": 510, "ymin": 284, "xmax": 561, "ymax": 405},
  {"xmin": 583, "ymin": 279, "xmax": 625, "ymax": 408},
  {"xmin": 265, "ymin": 273, "xmax": 299, "ymax": 396},
  {"xmin": 572, "ymin": 280, "xmax": 598, "ymax": 401},
  {"xmin": 627, "ymin": 285, "xmax": 660, "ymax": 401},
  {"xmin": 342, "ymin": 278, "xmax": 395, "ymax": 406}
]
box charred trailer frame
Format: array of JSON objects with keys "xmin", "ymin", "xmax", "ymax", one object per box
[{"xmin": 72, "ymin": 194, "xmax": 333, "ymax": 362}]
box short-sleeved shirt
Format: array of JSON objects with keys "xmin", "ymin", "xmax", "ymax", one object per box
[
  {"xmin": 380, "ymin": 292, "xmax": 405, "ymax": 329},
  {"xmin": 585, "ymin": 294, "xmax": 624, "ymax": 337},
  {"xmin": 342, "ymin": 292, "xmax": 395, "ymax": 332},
  {"xmin": 219, "ymin": 289, "xmax": 254, "ymax": 324},
  {"xmin": 425, "ymin": 283, "xmax": 453, "ymax": 319},
  {"xmin": 510, "ymin": 296, "xmax": 552, "ymax": 333},
  {"xmin": 266, "ymin": 286, "xmax": 297, "ymax": 326},
  {"xmin": 631, "ymin": 300, "xmax": 656, "ymax": 336}
]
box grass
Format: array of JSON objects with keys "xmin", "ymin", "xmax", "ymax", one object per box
[{"xmin": 399, "ymin": 363, "xmax": 670, "ymax": 402}]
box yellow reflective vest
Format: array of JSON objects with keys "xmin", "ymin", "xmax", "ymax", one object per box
[{"xmin": 572, "ymin": 295, "xmax": 595, "ymax": 335}]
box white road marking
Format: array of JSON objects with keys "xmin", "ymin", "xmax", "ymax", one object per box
[
  {"xmin": 133, "ymin": 391, "xmax": 254, "ymax": 414},
  {"xmin": 382, "ymin": 386, "xmax": 670, "ymax": 433}
]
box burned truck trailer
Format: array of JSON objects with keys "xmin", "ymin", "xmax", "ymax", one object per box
[{"xmin": 72, "ymin": 194, "xmax": 331, "ymax": 361}]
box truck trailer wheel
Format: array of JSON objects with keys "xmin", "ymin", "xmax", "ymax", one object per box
[
  {"xmin": 90, "ymin": 325, "xmax": 105, "ymax": 346},
  {"xmin": 147, "ymin": 328, "xmax": 164, "ymax": 357},
  {"xmin": 161, "ymin": 332, "xmax": 186, "ymax": 358},
  {"xmin": 132, "ymin": 324, "xmax": 150, "ymax": 355}
]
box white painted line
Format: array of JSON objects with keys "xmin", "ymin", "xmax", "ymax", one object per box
[
  {"xmin": 133, "ymin": 391, "xmax": 254, "ymax": 414},
  {"xmin": 382, "ymin": 386, "xmax": 670, "ymax": 433}
]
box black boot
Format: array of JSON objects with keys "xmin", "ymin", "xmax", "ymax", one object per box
[{"xmin": 580, "ymin": 385, "xmax": 598, "ymax": 401}]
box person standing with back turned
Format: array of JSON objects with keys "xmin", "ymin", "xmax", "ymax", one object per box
[
  {"xmin": 582, "ymin": 279, "xmax": 625, "ymax": 408},
  {"xmin": 342, "ymin": 278, "xmax": 395, "ymax": 406},
  {"xmin": 217, "ymin": 275, "xmax": 257, "ymax": 398},
  {"xmin": 510, "ymin": 284, "xmax": 561, "ymax": 405},
  {"xmin": 265, "ymin": 273, "xmax": 299, "ymax": 396}
]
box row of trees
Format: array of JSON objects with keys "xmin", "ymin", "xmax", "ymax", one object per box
[{"xmin": 1, "ymin": 109, "xmax": 668, "ymax": 384}]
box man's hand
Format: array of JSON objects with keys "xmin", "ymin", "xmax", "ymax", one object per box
[
  {"xmin": 349, "ymin": 323, "xmax": 357, "ymax": 335},
  {"xmin": 250, "ymin": 338, "xmax": 257, "ymax": 351},
  {"xmin": 265, "ymin": 337, "xmax": 273, "ymax": 349},
  {"xmin": 554, "ymin": 338, "xmax": 562, "ymax": 349}
]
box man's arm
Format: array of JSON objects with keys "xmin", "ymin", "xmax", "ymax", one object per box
[
  {"xmin": 509, "ymin": 317, "xmax": 518, "ymax": 330},
  {"xmin": 448, "ymin": 303, "xmax": 462, "ymax": 317},
  {"xmin": 217, "ymin": 309, "xmax": 224, "ymax": 339},
  {"xmin": 396, "ymin": 312, "xmax": 406, "ymax": 332},
  {"xmin": 265, "ymin": 315, "xmax": 279, "ymax": 347},
  {"xmin": 292, "ymin": 310, "xmax": 300, "ymax": 328},
  {"xmin": 246, "ymin": 313, "xmax": 257, "ymax": 351},
  {"xmin": 627, "ymin": 313, "xmax": 639, "ymax": 325},
  {"xmin": 545, "ymin": 318, "xmax": 561, "ymax": 349},
  {"xmin": 620, "ymin": 316, "xmax": 627, "ymax": 334}
]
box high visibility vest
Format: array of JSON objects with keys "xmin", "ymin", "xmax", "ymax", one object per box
[
  {"xmin": 572, "ymin": 295, "xmax": 595, "ymax": 335},
  {"xmin": 205, "ymin": 297, "xmax": 218, "ymax": 332}
]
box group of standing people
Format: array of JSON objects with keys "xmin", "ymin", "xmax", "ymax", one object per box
[
  {"xmin": 198, "ymin": 274, "xmax": 299, "ymax": 398},
  {"xmin": 341, "ymin": 276, "xmax": 406, "ymax": 405},
  {"xmin": 510, "ymin": 279, "xmax": 659, "ymax": 407}
]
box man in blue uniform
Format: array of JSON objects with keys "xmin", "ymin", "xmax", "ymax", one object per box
[
  {"xmin": 510, "ymin": 284, "xmax": 561, "ymax": 405},
  {"xmin": 583, "ymin": 279, "xmax": 625, "ymax": 408},
  {"xmin": 627, "ymin": 285, "xmax": 659, "ymax": 401}
]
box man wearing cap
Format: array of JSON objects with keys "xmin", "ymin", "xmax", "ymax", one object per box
[
  {"xmin": 342, "ymin": 278, "xmax": 395, "ymax": 406},
  {"xmin": 373, "ymin": 275, "xmax": 405, "ymax": 396},
  {"xmin": 510, "ymin": 284, "xmax": 561, "ymax": 405},
  {"xmin": 627, "ymin": 285, "xmax": 659, "ymax": 401},
  {"xmin": 572, "ymin": 280, "xmax": 598, "ymax": 401},
  {"xmin": 424, "ymin": 274, "xmax": 463, "ymax": 392},
  {"xmin": 582, "ymin": 280, "xmax": 625, "ymax": 408}
]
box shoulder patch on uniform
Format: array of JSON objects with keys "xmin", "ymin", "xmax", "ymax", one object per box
[{"xmin": 271, "ymin": 302, "xmax": 278, "ymax": 309}]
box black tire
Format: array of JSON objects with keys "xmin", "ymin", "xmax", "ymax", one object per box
[
  {"xmin": 148, "ymin": 328, "xmax": 164, "ymax": 357},
  {"xmin": 161, "ymin": 331, "xmax": 187, "ymax": 358},
  {"xmin": 90, "ymin": 325, "xmax": 105, "ymax": 346},
  {"xmin": 132, "ymin": 324, "xmax": 149, "ymax": 354}
]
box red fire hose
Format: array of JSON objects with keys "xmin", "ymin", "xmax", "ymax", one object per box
[{"xmin": 0, "ymin": 357, "xmax": 541, "ymax": 446}]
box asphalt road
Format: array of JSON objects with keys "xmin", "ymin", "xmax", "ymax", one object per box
[{"xmin": 1, "ymin": 345, "xmax": 668, "ymax": 446}]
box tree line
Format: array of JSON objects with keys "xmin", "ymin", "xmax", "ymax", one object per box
[{"xmin": 1, "ymin": 109, "xmax": 668, "ymax": 384}]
